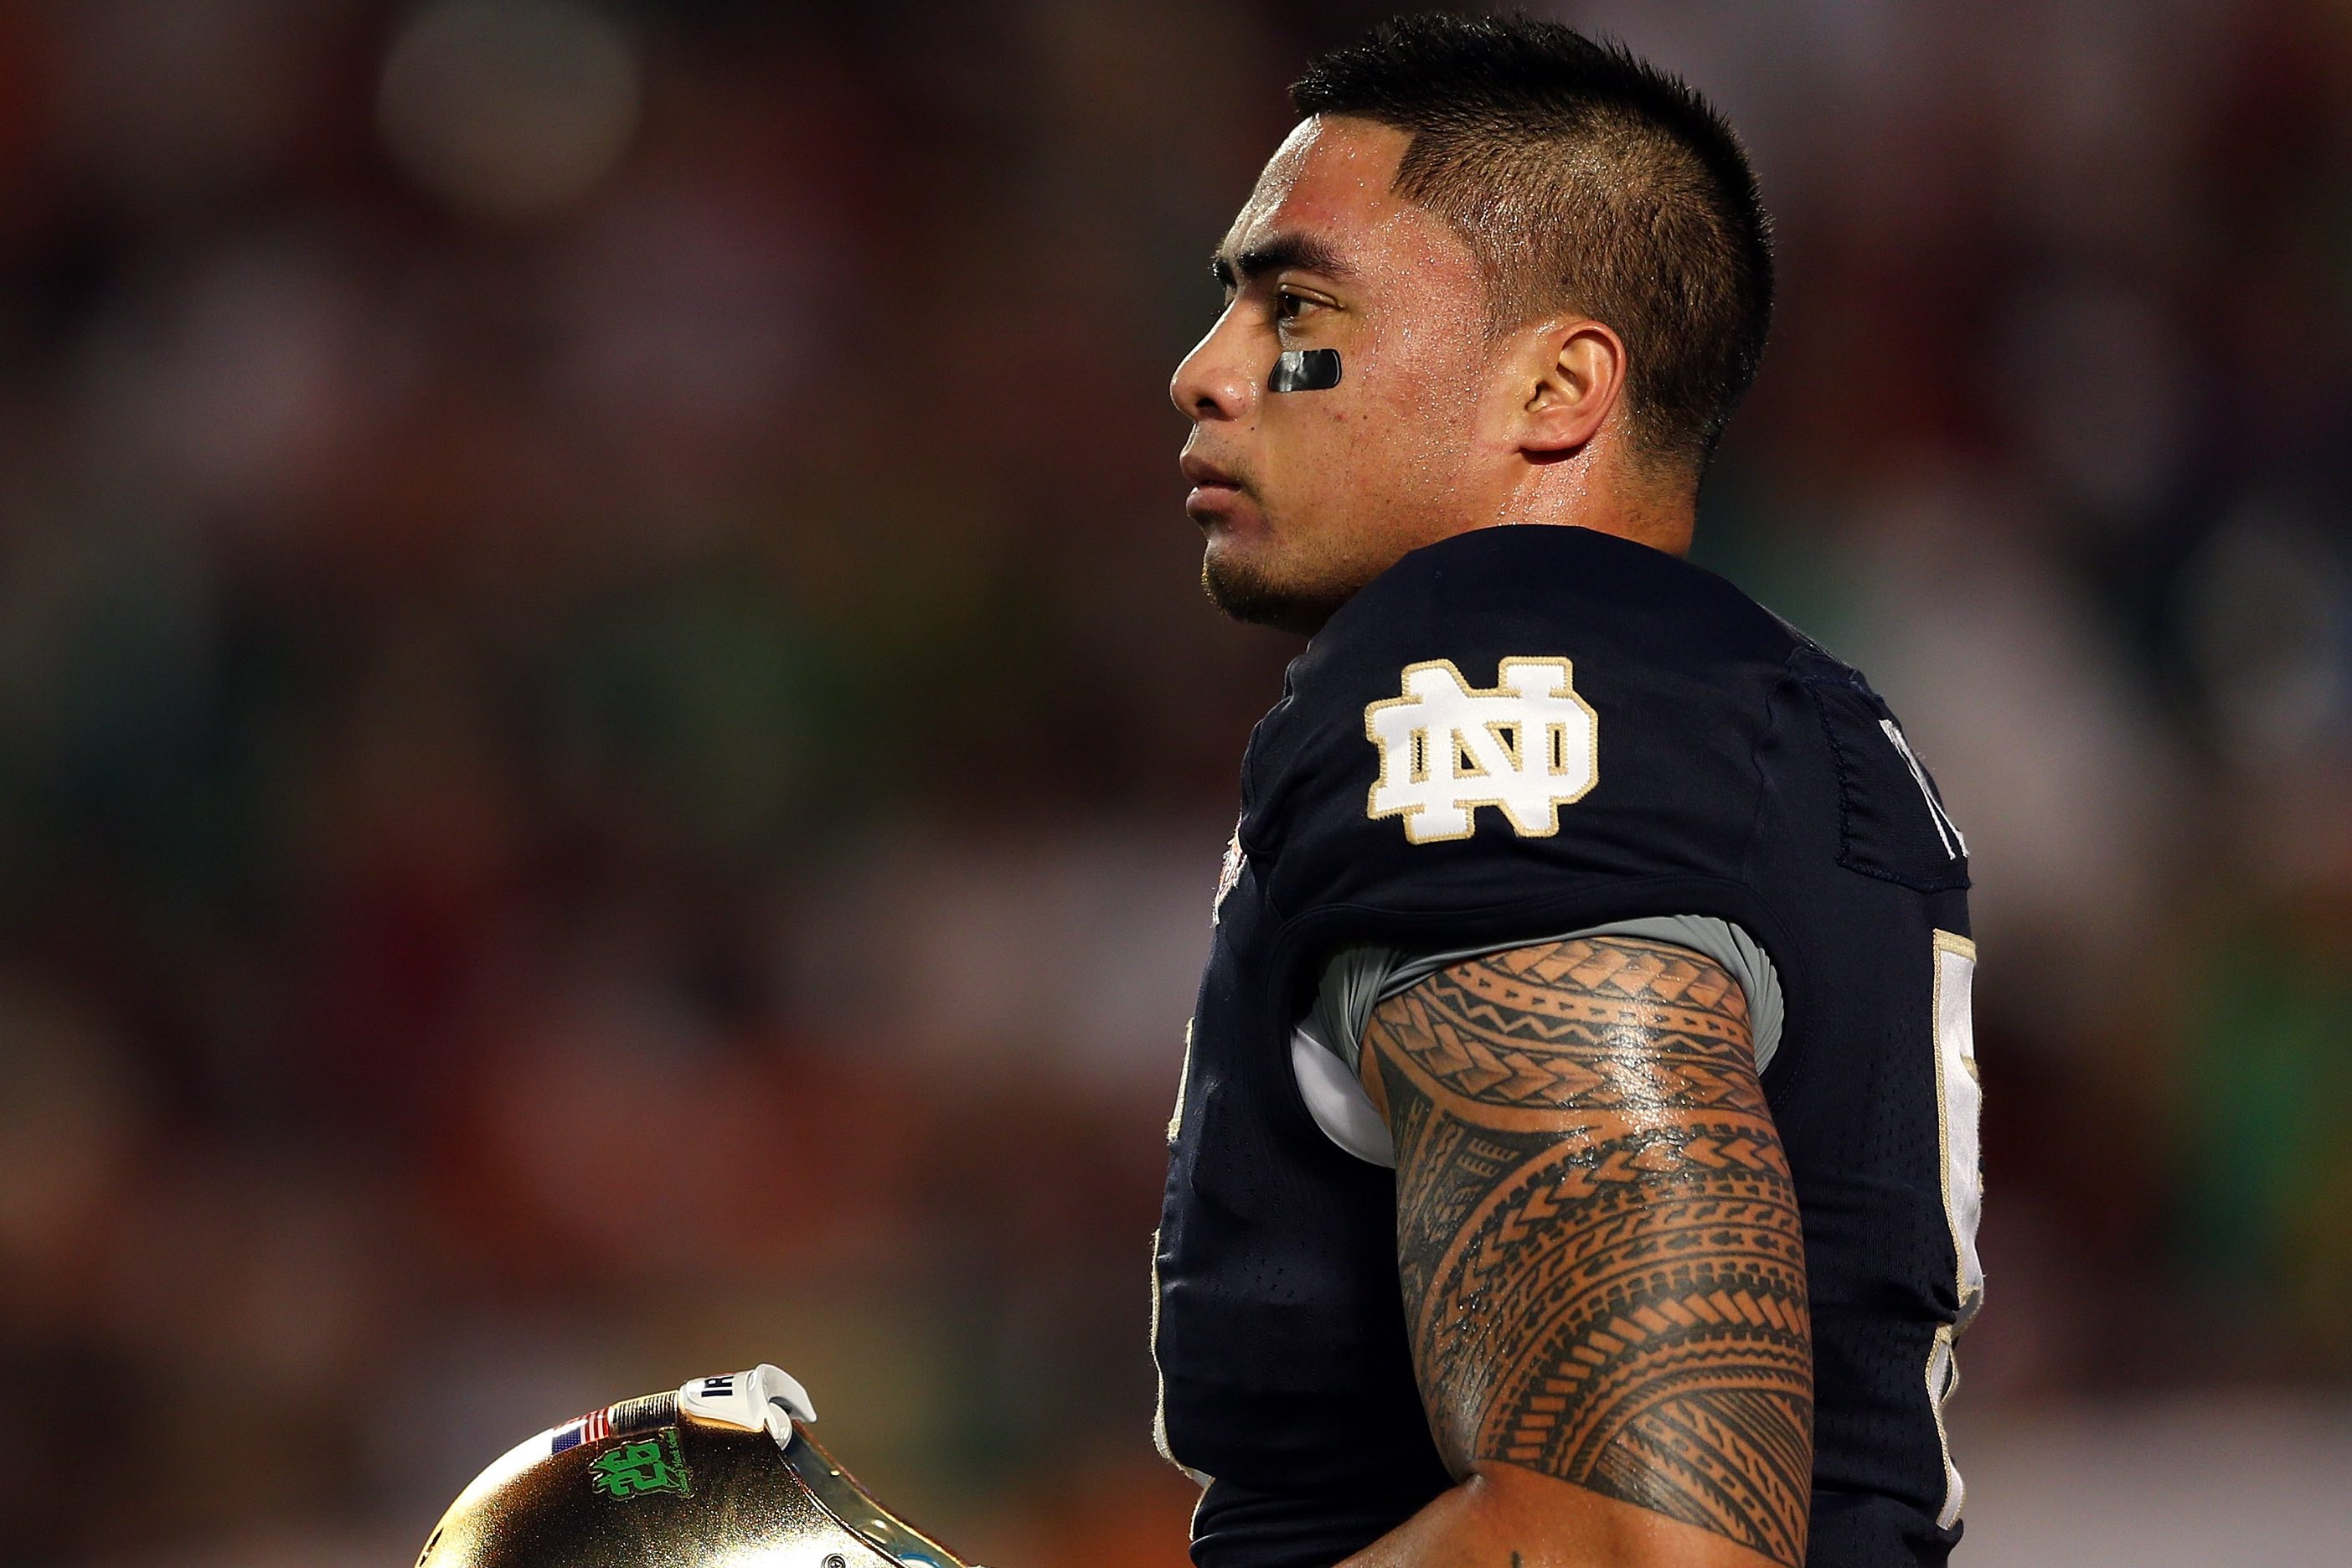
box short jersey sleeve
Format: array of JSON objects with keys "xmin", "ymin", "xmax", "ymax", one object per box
[
  {"xmin": 1238, "ymin": 526, "xmax": 1803, "ymax": 968},
  {"xmin": 1293, "ymin": 915, "xmax": 1786, "ymax": 1168},
  {"xmin": 1308, "ymin": 915, "xmax": 1785, "ymax": 1076}
]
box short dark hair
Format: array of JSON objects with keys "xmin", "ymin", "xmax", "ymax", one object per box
[{"xmin": 1292, "ymin": 12, "xmax": 1773, "ymax": 471}]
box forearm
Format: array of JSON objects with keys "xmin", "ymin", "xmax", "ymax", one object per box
[{"xmin": 1338, "ymin": 1462, "xmax": 1787, "ymax": 1568}]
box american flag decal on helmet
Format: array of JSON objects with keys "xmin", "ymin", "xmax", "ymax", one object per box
[{"xmin": 549, "ymin": 1405, "xmax": 614, "ymax": 1454}]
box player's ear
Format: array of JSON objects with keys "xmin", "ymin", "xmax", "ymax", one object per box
[{"xmin": 1510, "ymin": 318, "xmax": 1626, "ymax": 458}]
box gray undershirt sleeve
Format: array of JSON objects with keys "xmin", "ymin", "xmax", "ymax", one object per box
[{"xmin": 1292, "ymin": 916, "xmax": 1785, "ymax": 1168}]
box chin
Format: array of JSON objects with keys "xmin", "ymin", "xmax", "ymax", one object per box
[{"xmin": 1201, "ymin": 544, "xmax": 1349, "ymax": 635}]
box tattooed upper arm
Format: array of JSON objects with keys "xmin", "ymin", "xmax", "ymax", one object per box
[{"xmin": 1361, "ymin": 936, "xmax": 1813, "ymax": 1568}]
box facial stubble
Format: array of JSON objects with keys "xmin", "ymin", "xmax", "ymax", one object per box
[{"xmin": 1199, "ymin": 524, "xmax": 1372, "ymax": 636}]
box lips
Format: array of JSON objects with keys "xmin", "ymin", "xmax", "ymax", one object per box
[
  {"xmin": 1181, "ymin": 451, "xmax": 1250, "ymax": 522},
  {"xmin": 1180, "ymin": 451, "xmax": 1245, "ymax": 491}
]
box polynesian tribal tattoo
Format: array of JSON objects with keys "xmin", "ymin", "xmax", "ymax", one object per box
[{"xmin": 1362, "ymin": 936, "xmax": 1813, "ymax": 1568}]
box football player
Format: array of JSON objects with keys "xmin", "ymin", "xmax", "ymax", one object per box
[
  {"xmin": 1156, "ymin": 14, "xmax": 1982, "ymax": 1568},
  {"xmin": 426, "ymin": 14, "xmax": 1984, "ymax": 1568}
]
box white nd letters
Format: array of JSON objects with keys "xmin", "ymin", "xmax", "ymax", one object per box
[{"xmin": 1365, "ymin": 658, "xmax": 1599, "ymax": 843}]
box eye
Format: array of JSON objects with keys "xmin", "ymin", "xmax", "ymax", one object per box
[{"xmin": 1275, "ymin": 289, "xmax": 1316, "ymax": 321}]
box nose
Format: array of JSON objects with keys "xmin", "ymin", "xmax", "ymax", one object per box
[{"xmin": 1170, "ymin": 312, "xmax": 1253, "ymax": 424}]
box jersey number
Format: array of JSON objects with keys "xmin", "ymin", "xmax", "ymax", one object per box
[{"xmin": 1927, "ymin": 931, "xmax": 1982, "ymax": 1529}]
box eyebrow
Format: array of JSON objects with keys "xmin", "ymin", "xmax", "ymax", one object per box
[{"xmin": 1210, "ymin": 231, "xmax": 1355, "ymax": 291}]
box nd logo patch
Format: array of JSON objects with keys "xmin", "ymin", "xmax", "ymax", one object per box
[
  {"xmin": 1365, "ymin": 658, "xmax": 1598, "ymax": 843},
  {"xmin": 589, "ymin": 1427, "xmax": 694, "ymax": 1502}
]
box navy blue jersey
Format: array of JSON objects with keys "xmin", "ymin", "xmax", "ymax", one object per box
[{"xmin": 1153, "ymin": 524, "xmax": 1982, "ymax": 1568}]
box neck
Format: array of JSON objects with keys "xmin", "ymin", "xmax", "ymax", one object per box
[{"xmin": 1485, "ymin": 439, "xmax": 1697, "ymax": 557}]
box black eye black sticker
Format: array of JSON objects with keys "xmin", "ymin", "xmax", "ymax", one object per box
[{"xmin": 1269, "ymin": 348, "xmax": 1341, "ymax": 392}]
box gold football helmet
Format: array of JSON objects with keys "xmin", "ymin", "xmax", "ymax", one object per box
[{"xmin": 418, "ymin": 1364, "xmax": 974, "ymax": 1568}]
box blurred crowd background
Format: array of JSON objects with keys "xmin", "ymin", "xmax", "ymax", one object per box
[{"xmin": 0, "ymin": 2, "xmax": 2347, "ymax": 1564}]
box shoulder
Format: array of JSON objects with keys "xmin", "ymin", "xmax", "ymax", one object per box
[
  {"xmin": 1250, "ymin": 526, "xmax": 1805, "ymax": 821},
  {"xmin": 1240, "ymin": 527, "xmax": 1809, "ymax": 941},
  {"xmin": 1321, "ymin": 524, "xmax": 1801, "ymax": 678}
]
